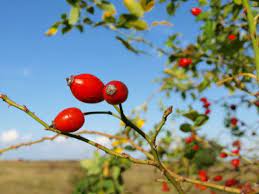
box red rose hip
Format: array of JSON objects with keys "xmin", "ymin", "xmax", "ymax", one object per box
[
  {"xmin": 213, "ymin": 175, "xmax": 223, "ymax": 182},
  {"xmin": 230, "ymin": 117, "xmax": 238, "ymax": 126},
  {"xmin": 228, "ymin": 34, "xmax": 237, "ymax": 41},
  {"xmin": 103, "ymin": 80, "xmax": 128, "ymax": 105},
  {"xmin": 231, "ymin": 159, "xmax": 240, "ymax": 169},
  {"xmin": 67, "ymin": 74, "xmax": 104, "ymax": 103},
  {"xmin": 53, "ymin": 107, "xmax": 85, "ymax": 132},
  {"xmin": 178, "ymin": 58, "xmax": 192, "ymax": 67},
  {"xmin": 220, "ymin": 152, "xmax": 228, "ymax": 158},
  {"xmin": 191, "ymin": 7, "xmax": 202, "ymax": 16}
]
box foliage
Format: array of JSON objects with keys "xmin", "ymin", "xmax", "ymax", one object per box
[{"xmin": 73, "ymin": 152, "xmax": 131, "ymax": 194}]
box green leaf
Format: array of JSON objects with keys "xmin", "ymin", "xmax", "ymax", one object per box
[
  {"xmin": 117, "ymin": 14, "xmax": 138, "ymax": 28},
  {"xmin": 124, "ymin": 145, "xmax": 136, "ymax": 151},
  {"xmin": 128, "ymin": 19, "xmax": 148, "ymax": 30},
  {"xmin": 197, "ymin": 79, "xmax": 210, "ymax": 92},
  {"xmin": 140, "ymin": 0, "xmax": 155, "ymax": 12},
  {"xmin": 112, "ymin": 166, "xmax": 121, "ymax": 179},
  {"xmin": 80, "ymin": 159, "xmax": 101, "ymax": 175},
  {"xmin": 166, "ymin": 2, "xmax": 176, "ymax": 15},
  {"xmin": 183, "ymin": 110, "xmax": 200, "ymax": 121},
  {"xmin": 69, "ymin": 5, "xmax": 80, "ymax": 25},
  {"xmin": 124, "ymin": 0, "xmax": 144, "ymax": 17},
  {"xmin": 116, "ymin": 36, "xmax": 142, "ymax": 54},
  {"xmin": 194, "ymin": 115, "xmax": 209, "ymax": 127},
  {"xmin": 180, "ymin": 123, "xmax": 193, "ymax": 132},
  {"xmin": 97, "ymin": 1, "xmax": 116, "ymax": 14},
  {"xmin": 233, "ymin": 0, "xmax": 242, "ymax": 5},
  {"xmin": 198, "ymin": 0, "xmax": 208, "ymax": 6}
]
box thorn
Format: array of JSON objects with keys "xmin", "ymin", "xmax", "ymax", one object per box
[{"xmin": 23, "ymin": 105, "xmax": 29, "ymax": 112}]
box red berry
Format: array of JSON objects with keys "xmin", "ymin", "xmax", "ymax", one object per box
[
  {"xmin": 178, "ymin": 58, "xmax": 192, "ymax": 67},
  {"xmin": 230, "ymin": 117, "xmax": 238, "ymax": 126},
  {"xmin": 231, "ymin": 149, "xmax": 239, "ymax": 155},
  {"xmin": 161, "ymin": 181, "xmax": 170, "ymax": 192},
  {"xmin": 53, "ymin": 107, "xmax": 85, "ymax": 132},
  {"xmin": 185, "ymin": 136, "xmax": 194, "ymax": 144},
  {"xmin": 67, "ymin": 74, "xmax": 104, "ymax": 103},
  {"xmin": 220, "ymin": 152, "xmax": 228, "ymax": 158},
  {"xmin": 200, "ymin": 97, "xmax": 208, "ymax": 103},
  {"xmin": 200, "ymin": 175, "xmax": 208, "ymax": 182},
  {"xmin": 228, "ymin": 34, "xmax": 237, "ymax": 41},
  {"xmin": 231, "ymin": 159, "xmax": 240, "ymax": 169},
  {"xmin": 103, "ymin": 81, "xmax": 128, "ymax": 105},
  {"xmin": 225, "ymin": 178, "xmax": 238, "ymax": 187},
  {"xmin": 213, "ymin": 175, "xmax": 223, "ymax": 182},
  {"xmin": 195, "ymin": 184, "xmax": 207, "ymax": 191},
  {"xmin": 191, "ymin": 7, "xmax": 202, "ymax": 16},
  {"xmin": 198, "ymin": 170, "xmax": 207, "ymax": 177},
  {"xmin": 205, "ymin": 109, "xmax": 211, "ymax": 115},
  {"xmin": 192, "ymin": 144, "xmax": 199, "ymax": 151},
  {"xmin": 254, "ymin": 100, "xmax": 259, "ymax": 107},
  {"xmin": 232, "ymin": 140, "xmax": 241, "ymax": 148},
  {"xmin": 203, "ymin": 102, "xmax": 211, "ymax": 108}
]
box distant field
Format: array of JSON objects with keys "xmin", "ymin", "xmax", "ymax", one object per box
[{"xmin": 0, "ymin": 160, "xmax": 258, "ymax": 194}]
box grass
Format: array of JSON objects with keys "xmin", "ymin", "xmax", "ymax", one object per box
[{"xmin": 0, "ymin": 160, "xmax": 258, "ymax": 194}]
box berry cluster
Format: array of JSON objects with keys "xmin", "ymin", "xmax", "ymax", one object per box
[
  {"xmin": 53, "ymin": 74, "xmax": 128, "ymax": 133},
  {"xmin": 220, "ymin": 140, "xmax": 241, "ymax": 169},
  {"xmin": 196, "ymin": 169, "xmax": 238, "ymax": 191},
  {"xmin": 200, "ymin": 97, "xmax": 211, "ymax": 115}
]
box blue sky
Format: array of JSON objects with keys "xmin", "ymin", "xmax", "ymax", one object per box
[{"xmin": 0, "ymin": 0, "xmax": 257, "ymax": 160}]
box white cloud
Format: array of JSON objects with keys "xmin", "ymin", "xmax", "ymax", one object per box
[{"xmin": 0, "ymin": 129, "xmax": 19, "ymax": 143}]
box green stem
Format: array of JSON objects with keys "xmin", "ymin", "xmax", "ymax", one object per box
[{"xmin": 242, "ymin": 0, "xmax": 259, "ymax": 81}]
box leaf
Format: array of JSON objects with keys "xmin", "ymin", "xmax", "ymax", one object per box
[
  {"xmin": 97, "ymin": 1, "xmax": 116, "ymax": 13},
  {"xmin": 183, "ymin": 110, "xmax": 200, "ymax": 121},
  {"xmin": 198, "ymin": 0, "xmax": 208, "ymax": 6},
  {"xmin": 166, "ymin": 2, "xmax": 176, "ymax": 15},
  {"xmin": 66, "ymin": 0, "xmax": 80, "ymax": 6},
  {"xmin": 123, "ymin": 0, "xmax": 144, "ymax": 17},
  {"xmin": 194, "ymin": 115, "xmax": 209, "ymax": 127},
  {"xmin": 76, "ymin": 24, "xmax": 84, "ymax": 32},
  {"xmin": 135, "ymin": 118, "xmax": 145, "ymax": 128},
  {"xmin": 124, "ymin": 145, "xmax": 136, "ymax": 151},
  {"xmin": 151, "ymin": 20, "xmax": 173, "ymax": 27},
  {"xmin": 112, "ymin": 166, "xmax": 121, "ymax": 179},
  {"xmin": 80, "ymin": 159, "xmax": 101, "ymax": 175},
  {"xmin": 116, "ymin": 36, "xmax": 141, "ymax": 54},
  {"xmin": 180, "ymin": 123, "xmax": 193, "ymax": 132},
  {"xmin": 197, "ymin": 79, "xmax": 210, "ymax": 92},
  {"xmin": 233, "ymin": 0, "xmax": 242, "ymax": 5},
  {"xmin": 140, "ymin": 0, "xmax": 155, "ymax": 12},
  {"xmin": 45, "ymin": 26, "xmax": 58, "ymax": 36},
  {"xmin": 69, "ymin": 5, "xmax": 80, "ymax": 25},
  {"xmin": 128, "ymin": 19, "xmax": 148, "ymax": 30},
  {"xmin": 116, "ymin": 14, "xmax": 138, "ymax": 28}
]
